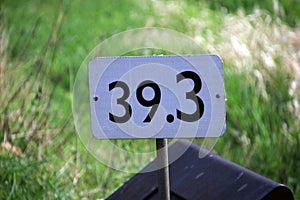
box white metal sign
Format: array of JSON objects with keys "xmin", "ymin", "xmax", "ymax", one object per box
[{"xmin": 88, "ymin": 55, "xmax": 225, "ymax": 139}]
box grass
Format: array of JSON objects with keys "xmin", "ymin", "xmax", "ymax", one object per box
[
  {"xmin": 197, "ymin": 0, "xmax": 300, "ymax": 27},
  {"xmin": 1, "ymin": 0, "xmax": 299, "ymax": 199}
]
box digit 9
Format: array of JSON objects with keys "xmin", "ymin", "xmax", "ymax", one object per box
[{"xmin": 136, "ymin": 80, "xmax": 161, "ymax": 122}]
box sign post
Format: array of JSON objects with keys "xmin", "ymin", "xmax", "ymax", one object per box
[
  {"xmin": 88, "ymin": 55, "xmax": 225, "ymax": 200},
  {"xmin": 156, "ymin": 138, "xmax": 170, "ymax": 200}
]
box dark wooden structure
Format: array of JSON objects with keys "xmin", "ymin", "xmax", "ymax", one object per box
[{"xmin": 107, "ymin": 140, "xmax": 294, "ymax": 200}]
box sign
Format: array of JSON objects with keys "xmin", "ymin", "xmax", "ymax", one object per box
[{"xmin": 88, "ymin": 55, "xmax": 225, "ymax": 139}]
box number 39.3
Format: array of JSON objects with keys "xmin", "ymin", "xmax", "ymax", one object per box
[{"xmin": 108, "ymin": 71, "xmax": 204, "ymax": 123}]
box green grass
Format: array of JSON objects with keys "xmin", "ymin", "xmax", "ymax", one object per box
[
  {"xmin": 1, "ymin": 0, "xmax": 299, "ymax": 199},
  {"xmin": 199, "ymin": 0, "xmax": 300, "ymax": 27}
]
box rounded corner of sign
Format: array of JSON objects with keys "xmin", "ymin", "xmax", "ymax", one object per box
[
  {"xmin": 209, "ymin": 54, "xmax": 222, "ymax": 61},
  {"xmin": 209, "ymin": 122, "xmax": 226, "ymax": 138},
  {"xmin": 88, "ymin": 58, "xmax": 99, "ymax": 67},
  {"xmin": 219, "ymin": 124, "xmax": 226, "ymax": 136},
  {"xmin": 219, "ymin": 131, "xmax": 226, "ymax": 137},
  {"xmin": 90, "ymin": 128, "xmax": 100, "ymax": 139},
  {"xmin": 210, "ymin": 54, "xmax": 223, "ymax": 65},
  {"xmin": 91, "ymin": 132, "xmax": 101, "ymax": 140},
  {"xmin": 90, "ymin": 124, "xmax": 105, "ymax": 140}
]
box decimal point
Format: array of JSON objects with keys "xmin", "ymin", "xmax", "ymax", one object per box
[{"xmin": 166, "ymin": 114, "xmax": 174, "ymax": 123}]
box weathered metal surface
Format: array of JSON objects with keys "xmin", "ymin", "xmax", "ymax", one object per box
[
  {"xmin": 107, "ymin": 140, "xmax": 294, "ymax": 200},
  {"xmin": 88, "ymin": 55, "xmax": 225, "ymax": 139}
]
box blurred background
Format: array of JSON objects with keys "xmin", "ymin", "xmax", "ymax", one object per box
[{"xmin": 0, "ymin": 0, "xmax": 299, "ymax": 199}]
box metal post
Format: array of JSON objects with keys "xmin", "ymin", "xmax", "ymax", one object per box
[{"xmin": 156, "ymin": 138, "xmax": 170, "ymax": 200}]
